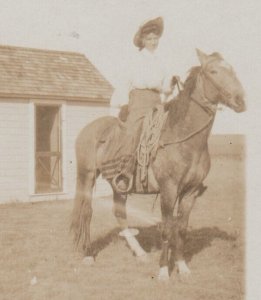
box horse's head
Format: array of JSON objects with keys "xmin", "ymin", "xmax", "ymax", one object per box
[{"xmin": 196, "ymin": 49, "xmax": 246, "ymax": 113}]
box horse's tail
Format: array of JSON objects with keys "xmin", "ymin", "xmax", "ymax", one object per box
[
  {"xmin": 71, "ymin": 147, "xmax": 99, "ymax": 251},
  {"xmin": 70, "ymin": 131, "xmax": 98, "ymax": 249},
  {"xmin": 70, "ymin": 167, "xmax": 88, "ymax": 249},
  {"xmin": 70, "ymin": 116, "xmax": 117, "ymax": 250}
]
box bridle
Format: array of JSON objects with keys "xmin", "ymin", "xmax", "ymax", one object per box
[
  {"xmin": 199, "ymin": 59, "xmax": 234, "ymax": 107},
  {"xmin": 164, "ymin": 60, "xmax": 231, "ymax": 145},
  {"xmin": 189, "ymin": 59, "xmax": 235, "ymax": 116}
]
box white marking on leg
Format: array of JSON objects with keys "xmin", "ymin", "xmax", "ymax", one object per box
[
  {"xmin": 119, "ymin": 228, "xmax": 139, "ymax": 237},
  {"xmin": 176, "ymin": 260, "xmax": 191, "ymax": 274},
  {"xmin": 158, "ymin": 266, "xmax": 169, "ymax": 281},
  {"xmin": 121, "ymin": 228, "xmax": 147, "ymax": 257},
  {"xmin": 82, "ymin": 256, "xmax": 95, "ymax": 266}
]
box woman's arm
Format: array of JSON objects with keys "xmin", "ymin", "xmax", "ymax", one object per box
[
  {"xmin": 161, "ymin": 74, "xmax": 181, "ymax": 102},
  {"xmin": 109, "ymin": 60, "xmax": 134, "ymax": 116}
]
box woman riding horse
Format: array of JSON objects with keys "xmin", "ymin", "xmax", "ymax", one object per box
[
  {"xmin": 101, "ymin": 17, "xmax": 179, "ymax": 193},
  {"xmin": 71, "ymin": 48, "xmax": 245, "ymax": 280}
]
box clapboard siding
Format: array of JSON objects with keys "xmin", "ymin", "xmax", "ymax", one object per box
[
  {"xmin": 65, "ymin": 101, "xmax": 111, "ymax": 198},
  {"xmin": 0, "ymin": 100, "xmax": 30, "ymax": 202},
  {"xmin": 0, "ymin": 99, "xmax": 112, "ymax": 203}
]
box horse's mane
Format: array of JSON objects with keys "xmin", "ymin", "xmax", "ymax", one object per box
[{"xmin": 165, "ymin": 66, "xmax": 201, "ymax": 128}]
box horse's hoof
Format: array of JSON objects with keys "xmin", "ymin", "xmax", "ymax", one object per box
[
  {"xmin": 82, "ymin": 256, "xmax": 95, "ymax": 266},
  {"xmin": 176, "ymin": 260, "xmax": 191, "ymax": 274},
  {"xmin": 119, "ymin": 228, "xmax": 139, "ymax": 237},
  {"xmin": 158, "ymin": 266, "xmax": 169, "ymax": 281},
  {"xmin": 176, "ymin": 260, "xmax": 191, "ymax": 279}
]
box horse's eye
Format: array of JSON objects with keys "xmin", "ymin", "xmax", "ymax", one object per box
[{"xmin": 210, "ymin": 70, "xmax": 218, "ymax": 74}]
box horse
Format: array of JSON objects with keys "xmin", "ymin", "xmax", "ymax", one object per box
[{"xmin": 71, "ymin": 49, "xmax": 246, "ymax": 280}]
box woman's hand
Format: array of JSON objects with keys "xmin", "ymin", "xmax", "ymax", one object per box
[
  {"xmin": 118, "ymin": 104, "xmax": 129, "ymax": 122},
  {"xmin": 171, "ymin": 75, "xmax": 180, "ymax": 86}
]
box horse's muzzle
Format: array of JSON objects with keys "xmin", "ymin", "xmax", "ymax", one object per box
[{"xmin": 231, "ymin": 95, "xmax": 246, "ymax": 113}]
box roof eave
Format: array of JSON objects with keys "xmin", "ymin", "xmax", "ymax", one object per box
[{"xmin": 0, "ymin": 93, "xmax": 111, "ymax": 104}]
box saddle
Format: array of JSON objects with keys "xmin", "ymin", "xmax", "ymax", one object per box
[
  {"xmin": 122, "ymin": 104, "xmax": 169, "ymax": 193},
  {"xmin": 135, "ymin": 105, "xmax": 168, "ymax": 193},
  {"xmin": 100, "ymin": 104, "xmax": 169, "ymax": 193}
]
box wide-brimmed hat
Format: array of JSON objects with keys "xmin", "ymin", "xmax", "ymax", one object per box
[{"xmin": 133, "ymin": 17, "xmax": 164, "ymax": 48}]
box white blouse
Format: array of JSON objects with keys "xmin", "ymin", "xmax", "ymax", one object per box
[{"xmin": 110, "ymin": 48, "xmax": 174, "ymax": 115}]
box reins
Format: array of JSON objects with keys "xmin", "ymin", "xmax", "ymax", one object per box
[
  {"xmin": 163, "ymin": 116, "xmax": 213, "ymax": 146},
  {"xmin": 163, "ymin": 70, "xmax": 217, "ymax": 146}
]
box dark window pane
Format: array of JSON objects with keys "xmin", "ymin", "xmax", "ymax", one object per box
[{"xmin": 35, "ymin": 105, "xmax": 62, "ymax": 193}]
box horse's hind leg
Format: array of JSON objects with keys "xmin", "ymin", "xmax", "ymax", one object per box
[
  {"xmin": 112, "ymin": 191, "xmax": 147, "ymax": 258},
  {"xmin": 112, "ymin": 191, "xmax": 128, "ymax": 230},
  {"xmin": 71, "ymin": 169, "xmax": 97, "ymax": 265}
]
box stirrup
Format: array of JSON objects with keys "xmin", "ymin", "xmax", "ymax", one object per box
[{"xmin": 112, "ymin": 174, "xmax": 133, "ymax": 194}]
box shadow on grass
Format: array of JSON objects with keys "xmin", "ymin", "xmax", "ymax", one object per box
[
  {"xmin": 184, "ymin": 226, "xmax": 236, "ymax": 261},
  {"xmin": 91, "ymin": 228, "xmax": 120, "ymax": 257},
  {"xmin": 137, "ymin": 225, "xmax": 236, "ymax": 261},
  {"xmin": 91, "ymin": 225, "xmax": 236, "ymax": 261}
]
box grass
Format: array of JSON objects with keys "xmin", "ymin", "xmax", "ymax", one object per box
[{"xmin": 0, "ymin": 155, "xmax": 244, "ymax": 300}]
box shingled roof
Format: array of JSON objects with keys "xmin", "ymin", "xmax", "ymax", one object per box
[{"xmin": 0, "ymin": 45, "xmax": 113, "ymax": 102}]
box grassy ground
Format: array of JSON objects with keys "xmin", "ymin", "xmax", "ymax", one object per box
[{"xmin": 0, "ymin": 155, "xmax": 244, "ymax": 300}]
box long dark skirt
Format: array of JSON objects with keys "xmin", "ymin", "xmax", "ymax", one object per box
[{"xmin": 101, "ymin": 89, "xmax": 161, "ymax": 180}]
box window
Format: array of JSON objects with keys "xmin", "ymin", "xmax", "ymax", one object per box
[{"xmin": 35, "ymin": 105, "xmax": 63, "ymax": 193}]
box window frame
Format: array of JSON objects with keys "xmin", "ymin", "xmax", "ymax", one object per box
[{"xmin": 29, "ymin": 100, "xmax": 66, "ymax": 196}]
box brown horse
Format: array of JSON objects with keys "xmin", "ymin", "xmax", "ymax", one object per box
[{"xmin": 71, "ymin": 49, "xmax": 246, "ymax": 280}]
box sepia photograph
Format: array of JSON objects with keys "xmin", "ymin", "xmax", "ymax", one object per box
[{"xmin": 0, "ymin": 1, "xmax": 260, "ymax": 299}]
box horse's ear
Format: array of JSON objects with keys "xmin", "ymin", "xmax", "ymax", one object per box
[
  {"xmin": 196, "ymin": 48, "xmax": 208, "ymax": 66},
  {"xmin": 212, "ymin": 52, "xmax": 223, "ymax": 60}
]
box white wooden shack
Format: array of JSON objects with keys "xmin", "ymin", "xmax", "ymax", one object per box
[{"xmin": 0, "ymin": 45, "xmax": 113, "ymax": 203}]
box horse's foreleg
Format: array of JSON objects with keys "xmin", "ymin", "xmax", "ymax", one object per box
[
  {"xmin": 175, "ymin": 192, "xmax": 197, "ymax": 276},
  {"xmin": 158, "ymin": 182, "xmax": 178, "ymax": 280},
  {"xmin": 112, "ymin": 191, "xmax": 147, "ymax": 258}
]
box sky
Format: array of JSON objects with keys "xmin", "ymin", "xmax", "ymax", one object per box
[
  {"xmin": 0, "ymin": 0, "xmax": 260, "ymax": 135},
  {"xmin": 0, "ymin": 0, "xmax": 261, "ymax": 297}
]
